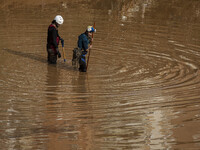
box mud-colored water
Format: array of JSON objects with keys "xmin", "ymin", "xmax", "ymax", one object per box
[{"xmin": 1, "ymin": 0, "xmax": 200, "ymax": 149}]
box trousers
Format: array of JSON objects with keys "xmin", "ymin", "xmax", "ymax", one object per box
[
  {"xmin": 47, "ymin": 48, "xmax": 57, "ymax": 64},
  {"xmin": 79, "ymin": 52, "xmax": 87, "ymax": 72}
]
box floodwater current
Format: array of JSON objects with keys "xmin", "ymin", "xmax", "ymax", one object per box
[{"xmin": 0, "ymin": 0, "xmax": 200, "ymax": 149}]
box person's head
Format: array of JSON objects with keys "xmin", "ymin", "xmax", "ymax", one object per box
[
  {"xmin": 86, "ymin": 26, "xmax": 96, "ymax": 36},
  {"xmin": 52, "ymin": 15, "xmax": 64, "ymax": 27}
]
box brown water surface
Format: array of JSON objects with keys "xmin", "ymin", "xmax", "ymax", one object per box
[{"xmin": 1, "ymin": 0, "xmax": 200, "ymax": 149}]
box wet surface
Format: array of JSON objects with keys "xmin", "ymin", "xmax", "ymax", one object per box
[{"xmin": 0, "ymin": 0, "xmax": 200, "ymax": 149}]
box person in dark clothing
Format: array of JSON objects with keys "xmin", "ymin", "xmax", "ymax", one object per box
[
  {"xmin": 77, "ymin": 26, "xmax": 96, "ymax": 72},
  {"xmin": 47, "ymin": 15, "xmax": 64, "ymax": 64}
]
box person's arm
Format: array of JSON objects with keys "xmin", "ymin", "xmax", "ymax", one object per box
[
  {"xmin": 58, "ymin": 33, "xmax": 64, "ymax": 43},
  {"xmin": 82, "ymin": 35, "xmax": 89, "ymax": 51},
  {"xmin": 78, "ymin": 35, "xmax": 83, "ymax": 49},
  {"xmin": 52, "ymin": 28, "xmax": 61, "ymax": 58}
]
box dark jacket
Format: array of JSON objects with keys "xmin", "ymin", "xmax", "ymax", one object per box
[
  {"xmin": 47, "ymin": 24, "xmax": 60, "ymax": 51},
  {"xmin": 77, "ymin": 32, "xmax": 91, "ymax": 51}
]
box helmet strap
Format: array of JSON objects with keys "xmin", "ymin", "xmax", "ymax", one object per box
[
  {"xmin": 85, "ymin": 31, "xmax": 89, "ymax": 35},
  {"xmin": 55, "ymin": 22, "xmax": 59, "ymax": 28}
]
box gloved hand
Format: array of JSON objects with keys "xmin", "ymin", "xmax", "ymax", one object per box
[
  {"xmin": 57, "ymin": 51, "xmax": 61, "ymax": 58},
  {"xmin": 83, "ymin": 51, "xmax": 88, "ymax": 55},
  {"xmin": 89, "ymin": 45, "xmax": 93, "ymax": 49},
  {"xmin": 60, "ymin": 38, "xmax": 64, "ymax": 42},
  {"xmin": 56, "ymin": 48, "xmax": 61, "ymax": 58}
]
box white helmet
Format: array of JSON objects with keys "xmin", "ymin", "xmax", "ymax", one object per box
[{"xmin": 54, "ymin": 15, "xmax": 64, "ymax": 25}]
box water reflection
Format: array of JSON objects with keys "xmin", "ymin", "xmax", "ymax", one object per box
[
  {"xmin": 44, "ymin": 65, "xmax": 64, "ymax": 149},
  {"xmin": 71, "ymin": 73, "xmax": 94, "ymax": 150},
  {"xmin": 72, "ymin": 73, "xmax": 87, "ymax": 93},
  {"xmin": 45, "ymin": 65, "xmax": 60, "ymax": 101},
  {"xmin": 43, "ymin": 70, "xmax": 94, "ymax": 149}
]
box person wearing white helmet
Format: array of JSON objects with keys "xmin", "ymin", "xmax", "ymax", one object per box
[
  {"xmin": 46, "ymin": 15, "xmax": 64, "ymax": 64},
  {"xmin": 72, "ymin": 25, "xmax": 96, "ymax": 72}
]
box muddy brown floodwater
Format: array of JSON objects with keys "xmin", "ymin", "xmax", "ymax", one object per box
[{"xmin": 0, "ymin": 0, "xmax": 200, "ymax": 149}]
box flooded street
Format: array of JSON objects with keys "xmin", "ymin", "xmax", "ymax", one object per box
[{"xmin": 1, "ymin": 0, "xmax": 200, "ymax": 149}]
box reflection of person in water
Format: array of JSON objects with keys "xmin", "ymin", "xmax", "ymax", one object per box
[
  {"xmin": 71, "ymin": 73, "xmax": 94, "ymax": 149},
  {"xmin": 44, "ymin": 65, "xmax": 67, "ymax": 149},
  {"xmin": 72, "ymin": 72, "xmax": 87, "ymax": 93},
  {"xmin": 45, "ymin": 65, "xmax": 60, "ymax": 101}
]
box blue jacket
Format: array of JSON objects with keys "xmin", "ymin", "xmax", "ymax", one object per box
[{"xmin": 78, "ymin": 32, "xmax": 90, "ymax": 51}]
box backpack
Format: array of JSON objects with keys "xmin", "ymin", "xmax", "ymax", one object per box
[{"xmin": 72, "ymin": 48, "xmax": 82, "ymax": 68}]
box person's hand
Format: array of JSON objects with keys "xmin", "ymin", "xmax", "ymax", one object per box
[
  {"xmin": 57, "ymin": 51, "xmax": 61, "ymax": 58},
  {"xmin": 83, "ymin": 51, "xmax": 88, "ymax": 55},
  {"xmin": 56, "ymin": 48, "xmax": 61, "ymax": 58},
  {"xmin": 89, "ymin": 45, "xmax": 93, "ymax": 49}
]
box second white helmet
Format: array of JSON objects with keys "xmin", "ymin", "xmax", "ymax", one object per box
[{"xmin": 54, "ymin": 15, "xmax": 64, "ymax": 25}]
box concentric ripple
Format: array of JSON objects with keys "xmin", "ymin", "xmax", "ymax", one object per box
[{"xmin": 88, "ymin": 20, "xmax": 200, "ymax": 93}]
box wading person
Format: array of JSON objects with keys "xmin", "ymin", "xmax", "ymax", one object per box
[
  {"xmin": 47, "ymin": 15, "xmax": 64, "ymax": 64},
  {"xmin": 75, "ymin": 26, "xmax": 96, "ymax": 72}
]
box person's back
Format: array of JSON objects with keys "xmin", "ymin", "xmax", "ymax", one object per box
[{"xmin": 78, "ymin": 33, "xmax": 90, "ymax": 51}]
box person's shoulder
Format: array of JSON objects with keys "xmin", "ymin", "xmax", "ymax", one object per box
[
  {"xmin": 79, "ymin": 33, "xmax": 85, "ymax": 37},
  {"xmin": 78, "ymin": 33, "xmax": 86, "ymax": 39},
  {"xmin": 48, "ymin": 24, "xmax": 57, "ymax": 31}
]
